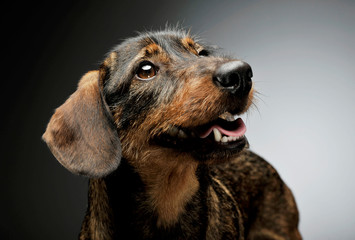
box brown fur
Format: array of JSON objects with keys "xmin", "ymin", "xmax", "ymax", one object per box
[
  {"xmin": 43, "ymin": 29, "xmax": 301, "ymax": 239},
  {"xmin": 79, "ymin": 179, "xmax": 114, "ymax": 240},
  {"xmin": 181, "ymin": 37, "xmax": 199, "ymax": 55}
]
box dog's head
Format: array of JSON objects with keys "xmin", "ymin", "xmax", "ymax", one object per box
[{"xmin": 43, "ymin": 29, "xmax": 254, "ymax": 177}]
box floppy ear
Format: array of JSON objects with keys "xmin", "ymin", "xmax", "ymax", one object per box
[{"xmin": 42, "ymin": 70, "xmax": 121, "ymax": 177}]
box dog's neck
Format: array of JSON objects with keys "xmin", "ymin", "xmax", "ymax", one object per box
[
  {"xmin": 132, "ymin": 153, "xmax": 200, "ymax": 227},
  {"xmin": 95, "ymin": 155, "xmax": 201, "ymax": 229}
]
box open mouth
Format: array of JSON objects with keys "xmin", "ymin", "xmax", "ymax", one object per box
[
  {"xmin": 153, "ymin": 112, "xmax": 248, "ymax": 159},
  {"xmin": 199, "ymin": 114, "xmax": 246, "ymax": 144}
]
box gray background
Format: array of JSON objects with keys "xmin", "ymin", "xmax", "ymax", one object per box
[{"xmin": 2, "ymin": 0, "xmax": 355, "ymax": 239}]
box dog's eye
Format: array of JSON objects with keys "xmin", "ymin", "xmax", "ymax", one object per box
[
  {"xmin": 136, "ymin": 62, "xmax": 157, "ymax": 80},
  {"xmin": 198, "ymin": 50, "xmax": 209, "ymax": 57}
]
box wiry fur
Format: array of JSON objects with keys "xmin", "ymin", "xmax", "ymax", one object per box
[{"xmin": 43, "ymin": 29, "xmax": 301, "ymax": 239}]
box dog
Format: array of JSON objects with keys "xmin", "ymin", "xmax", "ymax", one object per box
[{"xmin": 43, "ymin": 28, "xmax": 301, "ymax": 239}]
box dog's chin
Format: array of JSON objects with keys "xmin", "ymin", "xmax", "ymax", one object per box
[{"xmin": 151, "ymin": 112, "xmax": 249, "ymax": 163}]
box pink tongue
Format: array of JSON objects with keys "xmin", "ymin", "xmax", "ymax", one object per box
[{"xmin": 199, "ymin": 118, "xmax": 246, "ymax": 138}]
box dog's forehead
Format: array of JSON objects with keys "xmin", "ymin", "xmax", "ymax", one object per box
[{"xmin": 113, "ymin": 30, "xmax": 203, "ymax": 59}]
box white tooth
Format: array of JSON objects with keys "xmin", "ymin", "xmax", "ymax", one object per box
[
  {"xmin": 213, "ymin": 128, "xmax": 222, "ymax": 142},
  {"xmin": 233, "ymin": 114, "xmax": 239, "ymax": 120},
  {"xmin": 232, "ymin": 137, "xmax": 237, "ymax": 141},
  {"xmin": 227, "ymin": 136, "xmax": 233, "ymax": 142},
  {"xmin": 169, "ymin": 126, "xmax": 179, "ymax": 136},
  {"xmin": 178, "ymin": 130, "xmax": 188, "ymax": 139},
  {"xmin": 221, "ymin": 136, "xmax": 228, "ymax": 143}
]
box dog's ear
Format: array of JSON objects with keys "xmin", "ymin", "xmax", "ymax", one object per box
[{"xmin": 42, "ymin": 70, "xmax": 121, "ymax": 178}]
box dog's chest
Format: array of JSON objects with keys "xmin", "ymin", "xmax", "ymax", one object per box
[{"xmin": 81, "ymin": 164, "xmax": 245, "ymax": 240}]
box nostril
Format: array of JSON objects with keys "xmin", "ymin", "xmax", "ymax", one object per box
[
  {"xmin": 213, "ymin": 72, "xmax": 241, "ymax": 89},
  {"xmin": 227, "ymin": 72, "xmax": 241, "ymax": 89}
]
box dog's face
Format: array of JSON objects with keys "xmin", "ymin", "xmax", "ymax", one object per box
[{"xmin": 43, "ymin": 29, "xmax": 254, "ymax": 177}]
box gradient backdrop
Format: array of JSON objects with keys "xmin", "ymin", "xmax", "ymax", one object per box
[{"xmin": 2, "ymin": 0, "xmax": 355, "ymax": 239}]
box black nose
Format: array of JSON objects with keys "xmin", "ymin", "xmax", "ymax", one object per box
[{"xmin": 213, "ymin": 61, "xmax": 253, "ymax": 95}]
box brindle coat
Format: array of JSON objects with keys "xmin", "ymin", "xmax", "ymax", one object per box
[{"xmin": 43, "ymin": 29, "xmax": 301, "ymax": 239}]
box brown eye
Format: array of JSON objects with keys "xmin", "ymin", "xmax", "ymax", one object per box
[{"xmin": 136, "ymin": 62, "xmax": 157, "ymax": 80}]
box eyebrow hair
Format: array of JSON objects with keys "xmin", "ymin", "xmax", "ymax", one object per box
[{"xmin": 143, "ymin": 43, "xmax": 161, "ymax": 57}]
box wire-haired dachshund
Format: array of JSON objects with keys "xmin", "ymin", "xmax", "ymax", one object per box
[{"xmin": 43, "ymin": 28, "xmax": 301, "ymax": 240}]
